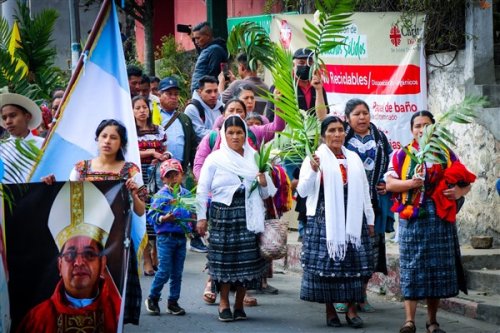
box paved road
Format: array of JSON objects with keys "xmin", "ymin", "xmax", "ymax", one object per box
[{"xmin": 125, "ymin": 250, "xmax": 500, "ymax": 333}]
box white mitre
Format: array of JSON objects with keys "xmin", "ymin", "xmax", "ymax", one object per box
[{"xmin": 48, "ymin": 182, "xmax": 114, "ymax": 250}]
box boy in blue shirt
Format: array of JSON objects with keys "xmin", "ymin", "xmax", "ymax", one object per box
[{"xmin": 145, "ymin": 159, "xmax": 194, "ymax": 316}]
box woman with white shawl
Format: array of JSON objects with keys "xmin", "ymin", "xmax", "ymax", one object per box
[
  {"xmin": 196, "ymin": 115, "xmax": 276, "ymax": 322},
  {"xmin": 297, "ymin": 116, "xmax": 375, "ymax": 329}
]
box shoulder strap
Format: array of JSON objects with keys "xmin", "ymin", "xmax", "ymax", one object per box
[
  {"xmin": 163, "ymin": 111, "xmax": 179, "ymax": 131},
  {"xmin": 208, "ymin": 131, "xmax": 218, "ymax": 151},
  {"xmin": 189, "ymin": 99, "xmax": 205, "ymax": 123},
  {"xmin": 248, "ymin": 130, "xmax": 257, "ymax": 147}
]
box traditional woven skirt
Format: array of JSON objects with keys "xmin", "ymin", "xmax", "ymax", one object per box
[
  {"xmin": 208, "ymin": 190, "xmax": 266, "ymax": 290},
  {"xmin": 372, "ymin": 232, "xmax": 387, "ymax": 275},
  {"xmin": 399, "ymin": 199, "xmax": 466, "ymax": 300},
  {"xmin": 300, "ymin": 189, "xmax": 374, "ymax": 303}
]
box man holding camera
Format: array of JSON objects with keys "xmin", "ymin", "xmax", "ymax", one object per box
[{"xmin": 189, "ymin": 22, "xmax": 228, "ymax": 92}]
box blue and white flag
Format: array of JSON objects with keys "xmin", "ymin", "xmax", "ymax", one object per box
[{"xmin": 29, "ymin": 0, "xmax": 146, "ymax": 269}]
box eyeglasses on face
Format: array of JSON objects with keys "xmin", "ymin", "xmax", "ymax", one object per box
[{"xmin": 60, "ymin": 250, "xmax": 101, "ymax": 263}]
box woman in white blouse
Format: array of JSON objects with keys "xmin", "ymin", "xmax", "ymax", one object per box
[
  {"xmin": 297, "ymin": 116, "xmax": 374, "ymax": 328},
  {"xmin": 196, "ymin": 115, "xmax": 276, "ymax": 322}
]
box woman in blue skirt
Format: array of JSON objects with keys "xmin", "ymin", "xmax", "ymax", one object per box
[
  {"xmin": 196, "ymin": 115, "xmax": 276, "ymax": 322},
  {"xmin": 297, "ymin": 116, "xmax": 375, "ymax": 328},
  {"xmin": 386, "ymin": 111, "xmax": 472, "ymax": 333}
]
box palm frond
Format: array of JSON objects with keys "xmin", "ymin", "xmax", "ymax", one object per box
[
  {"xmin": 0, "ymin": 17, "xmax": 11, "ymax": 50},
  {"xmin": 14, "ymin": 1, "xmax": 59, "ymax": 76},
  {"xmin": 303, "ymin": 0, "xmax": 353, "ymax": 75},
  {"xmin": 411, "ymin": 95, "xmax": 487, "ymax": 165},
  {"xmin": 0, "ymin": 138, "xmax": 41, "ymax": 184},
  {"xmin": 226, "ymin": 22, "xmax": 275, "ymax": 71}
]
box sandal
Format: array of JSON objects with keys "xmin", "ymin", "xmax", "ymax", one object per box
[
  {"xmin": 426, "ymin": 321, "xmax": 446, "ymax": 333},
  {"xmin": 326, "ymin": 316, "xmax": 341, "ymax": 327},
  {"xmin": 144, "ymin": 270, "xmax": 155, "ymax": 276},
  {"xmin": 399, "ymin": 320, "xmax": 416, "ymax": 333},
  {"xmin": 258, "ymin": 284, "xmax": 279, "ymax": 295},
  {"xmin": 334, "ymin": 303, "xmax": 348, "ymax": 313},
  {"xmin": 202, "ymin": 281, "xmax": 216, "ymax": 304},
  {"xmin": 357, "ymin": 298, "xmax": 375, "ymax": 313},
  {"xmin": 243, "ymin": 294, "xmax": 258, "ymax": 307}
]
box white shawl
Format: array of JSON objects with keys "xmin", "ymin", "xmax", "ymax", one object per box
[
  {"xmin": 210, "ymin": 115, "xmax": 268, "ymax": 233},
  {"xmin": 316, "ymin": 144, "xmax": 367, "ymax": 261}
]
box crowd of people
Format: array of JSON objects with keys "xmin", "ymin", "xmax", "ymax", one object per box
[{"xmin": 0, "ymin": 20, "xmax": 475, "ymax": 333}]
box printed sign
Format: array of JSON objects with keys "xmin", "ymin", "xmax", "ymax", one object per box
[{"xmin": 270, "ymin": 13, "xmax": 427, "ymax": 148}]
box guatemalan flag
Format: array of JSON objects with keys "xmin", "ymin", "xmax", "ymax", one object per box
[{"xmin": 29, "ymin": 0, "xmax": 147, "ymax": 276}]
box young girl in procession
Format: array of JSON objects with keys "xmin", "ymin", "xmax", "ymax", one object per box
[
  {"xmin": 133, "ymin": 95, "xmax": 170, "ymax": 276},
  {"xmin": 42, "ymin": 119, "xmax": 146, "ymax": 325}
]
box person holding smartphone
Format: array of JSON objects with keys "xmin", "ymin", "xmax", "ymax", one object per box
[{"xmin": 190, "ymin": 22, "xmax": 228, "ymax": 92}]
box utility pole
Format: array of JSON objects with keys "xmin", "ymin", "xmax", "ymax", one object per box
[{"xmin": 68, "ymin": 0, "xmax": 81, "ymax": 73}]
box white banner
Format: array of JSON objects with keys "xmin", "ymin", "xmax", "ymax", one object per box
[{"xmin": 270, "ymin": 13, "xmax": 427, "ymax": 148}]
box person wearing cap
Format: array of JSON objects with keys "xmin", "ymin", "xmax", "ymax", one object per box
[
  {"xmin": 265, "ymin": 48, "xmax": 328, "ymax": 122},
  {"xmin": 266, "ymin": 48, "xmax": 329, "ymax": 244},
  {"xmin": 159, "ymin": 77, "xmax": 205, "ymax": 253},
  {"xmin": 144, "ymin": 159, "xmax": 193, "ymax": 316},
  {"xmin": 0, "ymin": 93, "xmax": 44, "ymax": 183},
  {"xmin": 158, "ymin": 77, "xmax": 196, "ymax": 173},
  {"xmin": 16, "ymin": 182, "xmax": 121, "ymax": 333}
]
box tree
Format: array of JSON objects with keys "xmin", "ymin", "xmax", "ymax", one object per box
[
  {"xmin": 0, "ymin": 1, "xmax": 62, "ymax": 101},
  {"xmin": 83, "ymin": 0, "xmax": 156, "ymax": 75}
]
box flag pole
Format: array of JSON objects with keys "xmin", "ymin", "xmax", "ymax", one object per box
[
  {"xmin": 58, "ymin": 0, "xmax": 112, "ymax": 113},
  {"xmin": 28, "ymin": 0, "xmax": 113, "ymax": 181}
]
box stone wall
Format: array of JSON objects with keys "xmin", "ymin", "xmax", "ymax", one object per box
[{"xmin": 427, "ymin": 51, "xmax": 500, "ymax": 247}]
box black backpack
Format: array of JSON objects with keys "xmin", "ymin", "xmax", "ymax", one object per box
[{"xmin": 188, "ymin": 99, "xmax": 224, "ymax": 123}]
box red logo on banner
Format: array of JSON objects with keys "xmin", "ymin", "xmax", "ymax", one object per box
[
  {"xmin": 390, "ymin": 25, "xmax": 401, "ymax": 47},
  {"xmin": 279, "ymin": 20, "xmax": 292, "ymax": 49}
]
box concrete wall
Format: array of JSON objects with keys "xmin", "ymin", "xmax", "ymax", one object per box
[
  {"xmin": 427, "ymin": 50, "xmax": 500, "ymax": 247},
  {"xmin": 28, "ymin": 1, "xmax": 101, "ymax": 71}
]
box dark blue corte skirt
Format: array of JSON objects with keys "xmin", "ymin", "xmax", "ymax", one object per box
[
  {"xmin": 399, "ymin": 199, "xmax": 466, "ymax": 300},
  {"xmin": 208, "ymin": 190, "xmax": 266, "ymax": 290},
  {"xmin": 300, "ymin": 189, "xmax": 374, "ymax": 303}
]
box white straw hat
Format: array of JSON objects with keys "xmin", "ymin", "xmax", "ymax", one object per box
[{"xmin": 0, "ymin": 93, "xmax": 42, "ymax": 130}]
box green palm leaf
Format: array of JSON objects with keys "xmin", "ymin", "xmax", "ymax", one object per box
[
  {"xmin": 226, "ymin": 22, "xmax": 274, "ymax": 71},
  {"xmin": 303, "ymin": 0, "xmax": 353, "ymax": 75},
  {"xmin": 412, "ymin": 96, "xmax": 488, "ymax": 165}
]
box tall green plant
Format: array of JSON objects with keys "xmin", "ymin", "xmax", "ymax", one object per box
[
  {"xmin": 0, "ymin": 2, "xmax": 63, "ymax": 101},
  {"xmin": 155, "ymin": 35, "xmax": 196, "ymax": 108}
]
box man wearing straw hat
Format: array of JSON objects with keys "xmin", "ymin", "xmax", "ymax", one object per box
[
  {"xmin": 0, "ymin": 92, "xmax": 44, "ymax": 183},
  {"xmin": 17, "ymin": 182, "xmax": 121, "ymax": 333}
]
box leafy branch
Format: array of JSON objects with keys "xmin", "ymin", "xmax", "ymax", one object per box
[
  {"xmin": 249, "ymin": 142, "xmax": 274, "ymax": 195},
  {"xmin": 147, "ymin": 184, "xmax": 197, "ymax": 238},
  {"xmin": 303, "ymin": 0, "xmax": 353, "ymax": 75},
  {"xmin": 404, "ymin": 96, "xmax": 488, "ymax": 165},
  {"xmin": 226, "ymin": 21, "xmax": 275, "ymax": 72}
]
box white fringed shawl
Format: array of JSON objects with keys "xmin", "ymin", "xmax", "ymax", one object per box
[
  {"xmin": 210, "ymin": 115, "xmax": 272, "ymax": 233},
  {"xmin": 316, "ymin": 144, "xmax": 368, "ymax": 261}
]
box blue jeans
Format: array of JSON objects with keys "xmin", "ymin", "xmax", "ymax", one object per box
[{"xmin": 149, "ymin": 234, "xmax": 187, "ymax": 302}]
